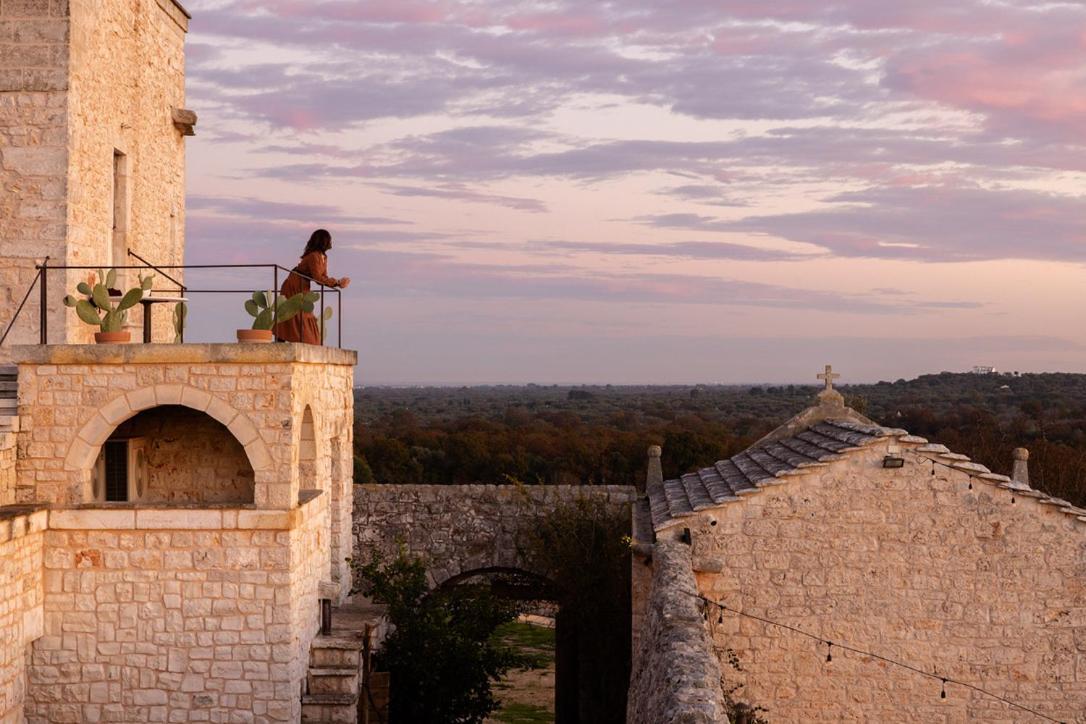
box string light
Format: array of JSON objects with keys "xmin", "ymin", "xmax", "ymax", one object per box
[
  {"xmin": 685, "ymin": 589, "xmax": 1065, "ymax": 723},
  {"xmin": 909, "ymin": 452, "xmax": 1025, "ymax": 502}
]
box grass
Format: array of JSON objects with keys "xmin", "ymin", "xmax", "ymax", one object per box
[
  {"xmin": 492, "ymin": 621, "xmax": 555, "ymax": 669},
  {"xmin": 491, "ymin": 703, "xmax": 554, "ymax": 723},
  {"xmin": 493, "ymin": 622, "xmax": 555, "ymax": 654}
]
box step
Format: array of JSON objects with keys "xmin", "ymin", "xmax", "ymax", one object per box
[
  {"xmin": 300, "ymin": 693, "xmax": 358, "ymax": 723},
  {"xmin": 309, "ymin": 636, "xmax": 365, "ymax": 668},
  {"xmin": 307, "ymin": 666, "xmax": 360, "ymax": 696}
]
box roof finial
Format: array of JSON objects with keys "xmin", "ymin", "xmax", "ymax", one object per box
[
  {"xmin": 818, "ymin": 364, "xmax": 840, "ymax": 392},
  {"xmin": 816, "ymin": 364, "xmax": 845, "ymax": 408}
]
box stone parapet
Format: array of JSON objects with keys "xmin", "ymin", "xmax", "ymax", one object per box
[
  {"xmin": 626, "ymin": 538, "xmax": 727, "ymax": 724},
  {"xmin": 13, "ymin": 344, "xmax": 356, "ymax": 509}
]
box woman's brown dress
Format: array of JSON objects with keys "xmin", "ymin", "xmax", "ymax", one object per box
[{"xmin": 274, "ymin": 251, "xmax": 339, "ymax": 344}]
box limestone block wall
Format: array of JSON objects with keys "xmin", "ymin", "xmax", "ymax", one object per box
[
  {"xmin": 292, "ymin": 362, "xmax": 355, "ymax": 596},
  {"xmin": 288, "ymin": 490, "xmax": 328, "ymax": 716},
  {"xmin": 626, "ymin": 538, "xmax": 727, "ymax": 724},
  {"xmin": 0, "ymin": 429, "xmax": 16, "ymax": 507},
  {"xmin": 0, "ymin": 507, "xmax": 46, "ymax": 723},
  {"xmin": 13, "ymin": 344, "xmax": 357, "ymax": 513},
  {"xmin": 27, "ymin": 499, "xmax": 324, "ymax": 723},
  {"xmin": 352, "ymin": 484, "xmax": 636, "ymax": 586},
  {"xmin": 686, "ymin": 440, "xmax": 1086, "ymax": 722},
  {"xmin": 108, "ymin": 405, "xmax": 255, "ymax": 504},
  {"xmin": 65, "ymin": 0, "xmax": 189, "ymax": 344},
  {"xmin": 0, "ymin": 0, "xmax": 70, "ymax": 353}
]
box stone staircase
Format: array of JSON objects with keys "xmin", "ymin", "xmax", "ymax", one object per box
[
  {"xmin": 0, "ymin": 365, "xmax": 17, "ymax": 429},
  {"xmin": 301, "ymin": 597, "xmax": 387, "ymax": 723}
]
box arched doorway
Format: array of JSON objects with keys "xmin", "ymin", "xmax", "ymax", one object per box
[
  {"xmin": 89, "ymin": 405, "xmax": 255, "ymax": 504},
  {"xmin": 436, "ymin": 567, "xmax": 588, "ymax": 723}
]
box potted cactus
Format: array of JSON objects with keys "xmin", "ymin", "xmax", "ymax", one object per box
[
  {"xmin": 238, "ymin": 290, "xmax": 319, "ymax": 342},
  {"xmin": 63, "ymin": 269, "xmax": 154, "ymax": 344}
]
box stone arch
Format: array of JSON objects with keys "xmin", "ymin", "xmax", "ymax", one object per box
[
  {"xmin": 64, "ymin": 384, "xmax": 273, "ymax": 480},
  {"xmin": 436, "ymin": 566, "xmax": 559, "ymax": 601}
]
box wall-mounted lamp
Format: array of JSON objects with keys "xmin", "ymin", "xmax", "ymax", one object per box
[{"xmin": 882, "ymin": 455, "xmax": 905, "ymax": 469}]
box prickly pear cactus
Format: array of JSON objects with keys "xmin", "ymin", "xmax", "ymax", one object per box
[
  {"xmin": 64, "ymin": 270, "xmax": 154, "ymax": 332},
  {"xmin": 244, "ymin": 290, "xmax": 320, "ymax": 330}
]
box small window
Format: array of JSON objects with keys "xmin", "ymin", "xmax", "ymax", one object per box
[{"xmin": 92, "ymin": 438, "xmax": 147, "ymax": 503}]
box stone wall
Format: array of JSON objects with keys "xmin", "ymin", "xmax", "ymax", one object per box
[
  {"xmin": 627, "ymin": 538, "xmax": 727, "ymax": 724},
  {"xmin": 685, "ymin": 438, "xmax": 1086, "ymax": 722},
  {"xmin": 0, "ymin": 0, "xmax": 70, "ymax": 354},
  {"xmin": 352, "ymin": 484, "xmax": 636, "ymax": 585},
  {"xmin": 65, "ymin": 0, "xmax": 189, "ymax": 344},
  {"xmin": 0, "ymin": 429, "xmax": 16, "ymax": 507},
  {"xmin": 288, "ymin": 489, "xmax": 328, "ymax": 715},
  {"xmin": 292, "ymin": 363, "xmax": 355, "ymax": 595},
  {"xmin": 107, "ymin": 405, "xmax": 254, "ymax": 504},
  {"xmin": 26, "ymin": 497, "xmax": 325, "ymax": 722},
  {"xmin": 0, "ymin": 507, "xmax": 46, "ymax": 723}
]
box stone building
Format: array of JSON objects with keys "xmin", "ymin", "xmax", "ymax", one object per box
[
  {"xmin": 1, "ymin": 0, "xmax": 191, "ymax": 353},
  {"xmin": 0, "ymin": 2, "xmax": 365, "ymax": 722},
  {"xmin": 629, "ymin": 370, "xmax": 1086, "ymax": 723}
]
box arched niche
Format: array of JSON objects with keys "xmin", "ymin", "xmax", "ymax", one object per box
[{"xmin": 88, "ymin": 405, "xmax": 255, "ymax": 504}]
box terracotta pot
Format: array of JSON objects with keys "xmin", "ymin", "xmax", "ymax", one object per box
[
  {"xmin": 94, "ymin": 331, "xmax": 130, "ymax": 344},
  {"xmin": 237, "ymin": 329, "xmax": 274, "ymax": 343}
]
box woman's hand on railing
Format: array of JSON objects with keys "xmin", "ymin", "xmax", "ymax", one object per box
[{"xmin": 337, "ymin": 277, "xmax": 351, "ymax": 289}]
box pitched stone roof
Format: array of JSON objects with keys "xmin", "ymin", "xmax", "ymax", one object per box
[
  {"xmin": 647, "ymin": 418, "xmax": 1086, "ymax": 533},
  {"xmin": 648, "ymin": 419, "xmax": 891, "ymax": 530}
]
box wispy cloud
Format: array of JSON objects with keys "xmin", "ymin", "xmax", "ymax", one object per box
[{"xmin": 182, "ymin": 0, "xmax": 1086, "ymax": 380}]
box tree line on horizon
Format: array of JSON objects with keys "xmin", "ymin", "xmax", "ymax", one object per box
[{"xmin": 353, "ymin": 372, "xmax": 1086, "ymax": 508}]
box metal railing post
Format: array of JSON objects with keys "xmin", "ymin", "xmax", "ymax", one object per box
[
  {"xmin": 337, "ymin": 291, "xmax": 342, "ymax": 349},
  {"xmin": 320, "ymin": 286, "xmax": 325, "ymax": 345},
  {"xmin": 272, "ymin": 266, "xmax": 279, "ymax": 339},
  {"xmin": 39, "ymin": 259, "xmax": 48, "ymax": 344}
]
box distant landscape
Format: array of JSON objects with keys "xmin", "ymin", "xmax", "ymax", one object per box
[{"xmin": 354, "ymin": 372, "xmax": 1086, "ymax": 508}]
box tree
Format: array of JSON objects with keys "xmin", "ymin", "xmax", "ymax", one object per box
[{"xmin": 352, "ymin": 549, "xmax": 528, "ymax": 724}]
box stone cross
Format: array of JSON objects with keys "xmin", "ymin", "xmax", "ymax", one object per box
[{"xmin": 817, "ymin": 365, "xmax": 840, "ymax": 392}]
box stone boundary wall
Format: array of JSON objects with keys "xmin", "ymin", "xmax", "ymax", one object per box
[
  {"xmin": 0, "ymin": 507, "xmax": 46, "ymax": 723},
  {"xmin": 352, "ymin": 484, "xmax": 635, "ymax": 585},
  {"xmin": 26, "ymin": 495, "xmax": 326, "ymax": 722},
  {"xmin": 626, "ymin": 538, "xmax": 727, "ymax": 724}
]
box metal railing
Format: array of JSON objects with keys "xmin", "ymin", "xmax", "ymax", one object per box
[{"xmin": 2, "ymin": 257, "xmax": 343, "ymax": 348}]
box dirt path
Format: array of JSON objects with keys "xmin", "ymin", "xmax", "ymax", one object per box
[{"xmin": 486, "ymin": 621, "xmax": 556, "ymax": 723}]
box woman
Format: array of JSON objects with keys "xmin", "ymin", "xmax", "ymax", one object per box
[{"xmin": 274, "ymin": 229, "xmax": 351, "ymax": 344}]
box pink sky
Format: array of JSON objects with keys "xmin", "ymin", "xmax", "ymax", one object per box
[{"xmin": 182, "ymin": 0, "xmax": 1086, "ymax": 384}]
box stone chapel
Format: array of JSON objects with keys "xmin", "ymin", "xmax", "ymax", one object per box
[{"xmin": 628, "ymin": 371, "xmax": 1086, "ymax": 723}]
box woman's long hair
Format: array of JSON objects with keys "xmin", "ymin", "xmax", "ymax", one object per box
[{"xmin": 302, "ymin": 229, "xmax": 332, "ymax": 256}]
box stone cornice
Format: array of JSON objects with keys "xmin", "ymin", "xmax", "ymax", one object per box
[{"xmin": 12, "ymin": 343, "xmax": 357, "ymax": 367}]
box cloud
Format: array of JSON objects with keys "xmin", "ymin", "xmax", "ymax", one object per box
[
  {"xmin": 187, "ymin": 195, "xmax": 409, "ymax": 226},
  {"xmin": 724, "ymin": 186, "xmax": 1086, "ymax": 262}
]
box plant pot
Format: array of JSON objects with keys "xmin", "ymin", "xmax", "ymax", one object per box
[
  {"xmin": 237, "ymin": 329, "xmax": 274, "ymax": 343},
  {"xmin": 94, "ymin": 331, "xmax": 130, "ymax": 344}
]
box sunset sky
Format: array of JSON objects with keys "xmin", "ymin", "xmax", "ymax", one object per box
[{"xmin": 182, "ymin": 0, "xmax": 1086, "ymax": 385}]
